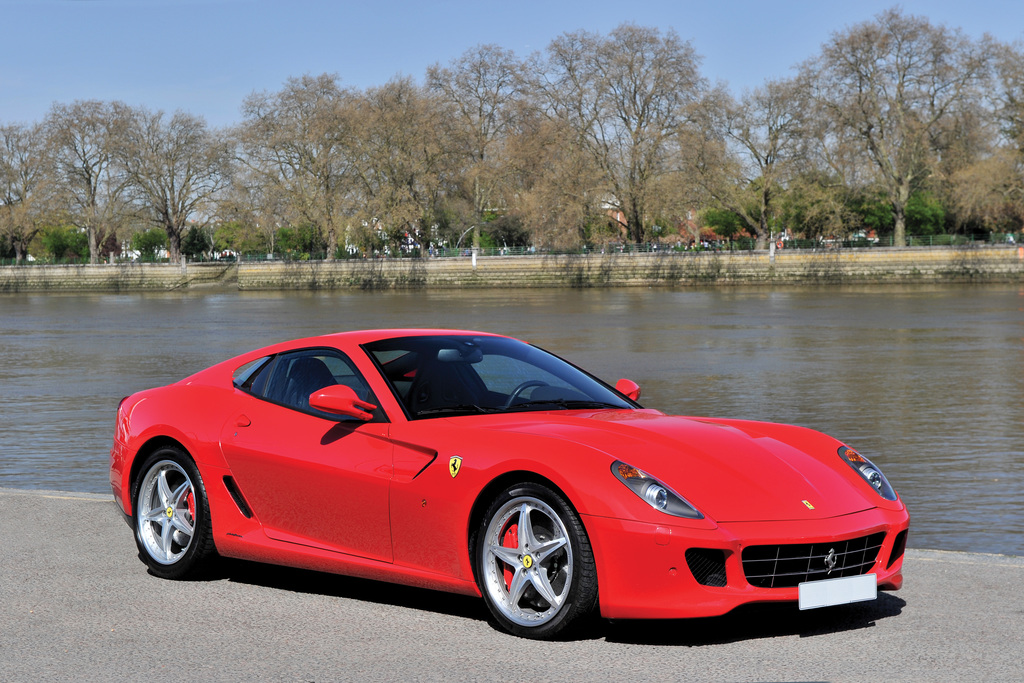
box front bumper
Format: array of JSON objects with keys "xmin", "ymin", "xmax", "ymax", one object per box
[{"xmin": 583, "ymin": 506, "xmax": 909, "ymax": 620}]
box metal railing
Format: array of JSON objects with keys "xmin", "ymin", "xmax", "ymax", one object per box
[{"xmin": 2, "ymin": 233, "xmax": 1018, "ymax": 266}]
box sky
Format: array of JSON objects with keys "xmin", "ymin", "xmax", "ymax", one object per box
[{"xmin": 3, "ymin": 0, "xmax": 1024, "ymax": 129}]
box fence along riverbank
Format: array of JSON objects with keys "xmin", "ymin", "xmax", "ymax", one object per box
[{"xmin": 2, "ymin": 245, "xmax": 1023, "ymax": 292}]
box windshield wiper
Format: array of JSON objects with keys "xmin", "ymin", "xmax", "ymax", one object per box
[
  {"xmin": 504, "ymin": 399, "xmax": 625, "ymax": 412},
  {"xmin": 415, "ymin": 404, "xmax": 499, "ymax": 416}
]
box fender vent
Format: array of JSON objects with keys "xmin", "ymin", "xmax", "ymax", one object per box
[{"xmin": 223, "ymin": 476, "xmax": 253, "ymax": 519}]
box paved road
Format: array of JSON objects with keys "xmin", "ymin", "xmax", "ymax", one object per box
[{"xmin": 1, "ymin": 487, "xmax": 1021, "ymax": 682}]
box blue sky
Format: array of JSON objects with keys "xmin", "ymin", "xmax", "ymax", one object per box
[{"xmin": 3, "ymin": 0, "xmax": 1023, "ymax": 128}]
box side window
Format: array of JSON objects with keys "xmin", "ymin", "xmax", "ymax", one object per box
[
  {"xmin": 244, "ymin": 348, "xmax": 379, "ymax": 420},
  {"xmin": 233, "ymin": 357, "xmax": 271, "ymax": 390}
]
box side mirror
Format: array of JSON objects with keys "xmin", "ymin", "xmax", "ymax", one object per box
[
  {"xmin": 615, "ymin": 378, "xmax": 641, "ymax": 401},
  {"xmin": 308, "ymin": 385, "xmax": 377, "ymax": 421}
]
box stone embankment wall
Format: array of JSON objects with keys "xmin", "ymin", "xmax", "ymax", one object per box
[
  {"xmin": 3, "ymin": 246, "xmax": 1022, "ymax": 293},
  {"xmin": 0, "ymin": 261, "xmax": 237, "ymax": 293}
]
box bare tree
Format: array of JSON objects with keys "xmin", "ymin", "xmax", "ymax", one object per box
[
  {"xmin": 505, "ymin": 113, "xmax": 607, "ymax": 248},
  {"xmin": 532, "ymin": 24, "xmax": 705, "ymax": 244},
  {"xmin": 0, "ymin": 123, "xmax": 55, "ymax": 261},
  {"xmin": 216, "ymin": 165, "xmax": 283, "ymax": 255},
  {"xmin": 691, "ymin": 79, "xmax": 805, "ymax": 247},
  {"xmin": 804, "ymin": 8, "xmax": 989, "ymax": 246},
  {"xmin": 118, "ymin": 107, "xmax": 229, "ymax": 262},
  {"xmin": 427, "ymin": 44, "xmax": 525, "ymax": 218},
  {"xmin": 349, "ymin": 77, "xmax": 451, "ymax": 253},
  {"xmin": 946, "ymin": 40, "xmax": 1024, "ymax": 231},
  {"xmin": 948, "ymin": 147, "xmax": 1024, "ymax": 230},
  {"xmin": 993, "ymin": 41, "xmax": 1024, "ymax": 152},
  {"xmin": 238, "ymin": 74, "xmax": 355, "ymax": 259},
  {"xmin": 46, "ymin": 100, "xmax": 131, "ymax": 263}
]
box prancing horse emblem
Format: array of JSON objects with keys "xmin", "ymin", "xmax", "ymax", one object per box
[
  {"xmin": 449, "ymin": 456, "xmax": 463, "ymax": 478},
  {"xmin": 824, "ymin": 548, "xmax": 838, "ymax": 574}
]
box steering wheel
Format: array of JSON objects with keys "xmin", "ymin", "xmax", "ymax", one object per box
[{"xmin": 502, "ymin": 380, "xmax": 549, "ymax": 409}]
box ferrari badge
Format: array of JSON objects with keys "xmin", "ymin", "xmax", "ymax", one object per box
[{"xmin": 449, "ymin": 456, "xmax": 463, "ymax": 478}]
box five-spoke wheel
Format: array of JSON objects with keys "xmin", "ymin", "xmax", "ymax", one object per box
[
  {"xmin": 133, "ymin": 446, "xmax": 214, "ymax": 578},
  {"xmin": 476, "ymin": 482, "xmax": 596, "ymax": 638}
]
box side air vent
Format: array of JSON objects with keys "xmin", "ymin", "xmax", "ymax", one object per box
[
  {"xmin": 685, "ymin": 548, "xmax": 728, "ymax": 587},
  {"xmin": 887, "ymin": 529, "xmax": 908, "ymax": 569},
  {"xmin": 223, "ymin": 476, "xmax": 253, "ymax": 519}
]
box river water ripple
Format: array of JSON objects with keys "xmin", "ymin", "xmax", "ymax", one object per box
[{"xmin": 2, "ymin": 284, "xmax": 1021, "ymax": 555}]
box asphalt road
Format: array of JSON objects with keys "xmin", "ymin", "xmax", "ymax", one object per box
[{"xmin": 1, "ymin": 487, "xmax": 1021, "ymax": 682}]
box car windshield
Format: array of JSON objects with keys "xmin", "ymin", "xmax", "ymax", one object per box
[{"xmin": 363, "ymin": 335, "xmax": 637, "ymax": 419}]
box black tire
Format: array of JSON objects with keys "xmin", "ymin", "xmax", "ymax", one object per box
[
  {"xmin": 475, "ymin": 481, "xmax": 597, "ymax": 639},
  {"xmin": 131, "ymin": 445, "xmax": 216, "ymax": 579}
]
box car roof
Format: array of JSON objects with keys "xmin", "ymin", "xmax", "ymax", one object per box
[
  {"xmin": 251, "ymin": 328, "xmax": 509, "ymax": 359},
  {"xmin": 295, "ymin": 328, "xmax": 505, "ymax": 349},
  {"xmin": 183, "ymin": 329, "xmax": 511, "ymax": 386}
]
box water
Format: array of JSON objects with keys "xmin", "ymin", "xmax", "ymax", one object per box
[{"xmin": 2, "ymin": 284, "xmax": 1022, "ymax": 556}]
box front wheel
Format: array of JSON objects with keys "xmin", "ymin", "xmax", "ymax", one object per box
[
  {"xmin": 475, "ymin": 482, "xmax": 597, "ymax": 639},
  {"xmin": 132, "ymin": 446, "xmax": 215, "ymax": 579}
]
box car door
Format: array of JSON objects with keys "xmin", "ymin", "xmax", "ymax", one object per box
[{"xmin": 220, "ymin": 348, "xmax": 393, "ymax": 562}]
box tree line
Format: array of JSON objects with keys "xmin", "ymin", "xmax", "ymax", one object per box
[{"xmin": 3, "ymin": 8, "xmax": 1024, "ymax": 265}]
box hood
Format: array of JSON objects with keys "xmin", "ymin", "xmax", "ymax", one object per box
[{"xmin": 481, "ymin": 409, "xmax": 875, "ymax": 523}]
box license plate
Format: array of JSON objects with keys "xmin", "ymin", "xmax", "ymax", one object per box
[{"xmin": 798, "ymin": 574, "xmax": 877, "ymax": 610}]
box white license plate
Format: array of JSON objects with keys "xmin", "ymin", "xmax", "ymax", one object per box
[{"xmin": 798, "ymin": 574, "xmax": 877, "ymax": 610}]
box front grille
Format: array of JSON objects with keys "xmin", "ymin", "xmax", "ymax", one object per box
[{"xmin": 742, "ymin": 532, "xmax": 886, "ymax": 588}]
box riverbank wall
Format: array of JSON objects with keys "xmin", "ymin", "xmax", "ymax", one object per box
[{"xmin": 3, "ymin": 245, "xmax": 1023, "ymax": 292}]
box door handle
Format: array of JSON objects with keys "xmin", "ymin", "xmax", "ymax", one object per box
[{"xmin": 235, "ymin": 414, "xmax": 251, "ymax": 427}]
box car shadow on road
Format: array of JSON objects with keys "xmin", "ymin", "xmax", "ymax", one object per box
[
  {"xmin": 598, "ymin": 593, "xmax": 906, "ymax": 646},
  {"xmin": 214, "ymin": 557, "xmax": 489, "ymax": 623},
  {"xmin": 208, "ymin": 556, "xmax": 907, "ymax": 644}
]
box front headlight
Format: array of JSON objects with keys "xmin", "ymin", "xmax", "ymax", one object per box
[
  {"xmin": 611, "ymin": 461, "xmax": 703, "ymax": 519},
  {"xmin": 839, "ymin": 446, "xmax": 897, "ymax": 501}
]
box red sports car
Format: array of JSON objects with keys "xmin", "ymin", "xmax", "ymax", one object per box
[{"xmin": 110, "ymin": 329, "xmax": 909, "ymax": 639}]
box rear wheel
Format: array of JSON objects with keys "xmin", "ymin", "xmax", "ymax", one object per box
[
  {"xmin": 132, "ymin": 446, "xmax": 215, "ymax": 579},
  {"xmin": 476, "ymin": 482, "xmax": 597, "ymax": 639}
]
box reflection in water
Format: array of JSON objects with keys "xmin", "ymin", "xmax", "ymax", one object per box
[{"xmin": 1, "ymin": 285, "xmax": 1021, "ymax": 555}]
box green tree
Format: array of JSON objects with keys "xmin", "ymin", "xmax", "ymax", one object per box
[
  {"xmin": 276, "ymin": 224, "xmax": 324, "ymax": 258},
  {"xmin": 181, "ymin": 226, "xmax": 213, "ymax": 259},
  {"xmin": 483, "ymin": 214, "xmax": 531, "ymax": 248},
  {"xmin": 0, "ymin": 234, "xmax": 15, "ymax": 259},
  {"xmin": 213, "ymin": 221, "xmax": 271, "ymax": 256},
  {"xmin": 132, "ymin": 227, "xmax": 167, "ymax": 260},
  {"xmin": 849, "ymin": 190, "xmax": 946, "ymax": 237},
  {"xmin": 40, "ymin": 224, "xmax": 89, "ymax": 260},
  {"xmin": 700, "ymin": 208, "xmax": 744, "ymax": 241},
  {"xmin": 905, "ymin": 193, "xmax": 946, "ymax": 235}
]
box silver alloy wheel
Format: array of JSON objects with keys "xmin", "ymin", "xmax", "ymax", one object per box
[
  {"xmin": 136, "ymin": 459, "xmax": 196, "ymax": 565},
  {"xmin": 481, "ymin": 495, "xmax": 574, "ymax": 627}
]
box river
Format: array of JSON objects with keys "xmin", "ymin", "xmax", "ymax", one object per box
[{"xmin": 1, "ymin": 284, "xmax": 1021, "ymax": 555}]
